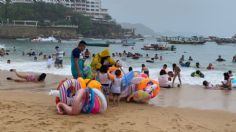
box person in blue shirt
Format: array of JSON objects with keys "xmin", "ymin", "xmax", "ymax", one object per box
[{"xmin": 71, "ymin": 41, "xmax": 86, "ymax": 79}]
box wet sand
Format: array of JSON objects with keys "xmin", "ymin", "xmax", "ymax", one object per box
[
  {"xmin": 154, "ymin": 85, "xmax": 236, "ymax": 113},
  {"xmin": 1, "ymin": 69, "xmax": 236, "ymax": 132}
]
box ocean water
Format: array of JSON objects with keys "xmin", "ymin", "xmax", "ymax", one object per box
[{"xmin": 0, "ymin": 38, "xmax": 236, "ymax": 86}]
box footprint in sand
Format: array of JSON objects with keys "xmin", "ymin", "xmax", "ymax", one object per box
[
  {"xmin": 123, "ymin": 121, "xmax": 136, "ymax": 126},
  {"xmin": 145, "ymin": 122, "xmax": 150, "ymax": 126},
  {"xmin": 225, "ymin": 123, "xmax": 231, "ymax": 127},
  {"xmin": 185, "ymin": 125, "xmax": 193, "ymax": 129}
]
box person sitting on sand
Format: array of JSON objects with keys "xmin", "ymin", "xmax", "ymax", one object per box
[
  {"xmin": 57, "ymin": 88, "xmax": 85, "ymax": 115},
  {"xmin": 207, "ymin": 63, "xmax": 214, "ymax": 70},
  {"xmin": 216, "ymin": 55, "xmax": 225, "ymax": 62},
  {"xmin": 160, "ymin": 64, "xmax": 168, "ymax": 75},
  {"xmin": 221, "ymin": 72, "xmax": 232, "ymax": 90},
  {"xmin": 159, "ymin": 69, "xmax": 172, "ymax": 88},
  {"xmin": 7, "ymin": 69, "xmax": 46, "ymax": 82}
]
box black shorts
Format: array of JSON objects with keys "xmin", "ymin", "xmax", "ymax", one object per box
[
  {"xmin": 112, "ymin": 93, "xmax": 120, "ymax": 96},
  {"xmin": 55, "ymin": 59, "xmax": 63, "ymax": 65},
  {"xmin": 102, "ymin": 84, "xmax": 110, "ymax": 96}
]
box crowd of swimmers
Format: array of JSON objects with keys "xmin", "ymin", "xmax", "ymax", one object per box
[{"xmin": 111, "ymin": 51, "xmax": 163, "ymax": 63}]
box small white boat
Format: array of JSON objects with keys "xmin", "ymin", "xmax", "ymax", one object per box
[
  {"xmin": 31, "ymin": 36, "xmax": 58, "ymax": 43},
  {"xmin": 122, "ymin": 39, "xmax": 136, "ymax": 46}
]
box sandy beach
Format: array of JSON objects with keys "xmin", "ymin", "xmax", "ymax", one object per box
[{"xmin": 1, "ymin": 70, "xmax": 236, "ymax": 132}]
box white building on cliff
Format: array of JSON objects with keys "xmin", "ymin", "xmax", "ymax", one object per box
[{"xmin": 0, "ymin": 0, "xmax": 108, "ymax": 21}]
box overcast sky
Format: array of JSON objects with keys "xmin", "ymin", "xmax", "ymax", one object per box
[{"xmin": 102, "ymin": 0, "xmax": 236, "ymax": 37}]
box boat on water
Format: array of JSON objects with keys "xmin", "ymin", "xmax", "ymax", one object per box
[
  {"xmin": 167, "ymin": 36, "xmax": 206, "ymax": 45},
  {"xmin": 85, "ymin": 43, "xmax": 109, "ymax": 47},
  {"xmin": 141, "ymin": 44, "xmax": 176, "ymax": 51},
  {"xmin": 168, "ymin": 40, "xmax": 206, "ymax": 44},
  {"xmin": 84, "ymin": 38, "xmax": 110, "ymax": 47},
  {"xmin": 214, "ymin": 38, "xmax": 236, "ymax": 44},
  {"xmin": 31, "ymin": 36, "xmax": 58, "ymax": 43},
  {"xmin": 122, "ymin": 39, "xmax": 136, "ymax": 46},
  {"xmin": 16, "ymin": 38, "xmax": 30, "ymax": 41}
]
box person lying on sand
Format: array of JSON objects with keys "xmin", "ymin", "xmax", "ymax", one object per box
[
  {"xmin": 6, "ymin": 69, "xmax": 46, "ymax": 82},
  {"xmin": 56, "ymin": 88, "xmax": 85, "ymax": 115}
]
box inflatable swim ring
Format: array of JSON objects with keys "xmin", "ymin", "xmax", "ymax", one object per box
[
  {"xmin": 132, "ymin": 90, "xmax": 151, "ymax": 103},
  {"xmin": 137, "ymin": 78, "xmax": 160, "ymax": 98},
  {"xmin": 55, "ymin": 79, "xmax": 82, "ymax": 105},
  {"xmin": 92, "ymin": 88, "xmax": 107, "ymax": 113}
]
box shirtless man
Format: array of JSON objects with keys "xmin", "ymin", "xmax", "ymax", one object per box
[{"xmin": 172, "ymin": 63, "xmax": 182, "ymax": 87}]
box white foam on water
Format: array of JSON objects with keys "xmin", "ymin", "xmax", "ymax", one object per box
[
  {"xmin": 130, "ymin": 66, "xmax": 225, "ymax": 86},
  {"xmin": 0, "ymin": 59, "xmax": 227, "ymax": 86},
  {"xmin": 0, "ymin": 44, "xmax": 5, "ymax": 49},
  {"xmin": 0, "ymin": 61, "xmax": 71, "ymax": 75}
]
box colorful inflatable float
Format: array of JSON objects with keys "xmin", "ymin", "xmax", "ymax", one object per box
[{"xmin": 50, "ymin": 78, "xmax": 107, "ymax": 114}]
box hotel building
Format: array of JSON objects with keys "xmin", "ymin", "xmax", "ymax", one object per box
[{"xmin": 0, "ymin": 0, "xmax": 108, "ymax": 21}]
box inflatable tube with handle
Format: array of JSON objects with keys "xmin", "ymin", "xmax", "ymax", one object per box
[{"xmin": 92, "ymin": 88, "xmax": 107, "ymax": 113}]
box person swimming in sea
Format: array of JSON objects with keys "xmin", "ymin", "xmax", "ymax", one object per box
[
  {"xmin": 191, "ymin": 70, "xmax": 204, "ymax": 78},
  {"xmin": 216, "ymin": 55, "xmax": 225, "ymax": 62},
  {"xmin": 207, "ymin": 63, "xmax": 214, "ymax": 70}
]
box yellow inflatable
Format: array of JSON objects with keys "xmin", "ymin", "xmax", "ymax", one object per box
[
  {"xmin": 78, "ymin": 77, "xmax": 102, "ymax": 90},
  {"xmin": 137, "ymin": 78, "xmax": 160, "ymax": 98},
  {"xmin": 91, "ymin": 49, "xmax": 115, "ymax": 70},
  {"xmin": 107, "ymin": 66, "xmax": 123, "ymax": 80}
]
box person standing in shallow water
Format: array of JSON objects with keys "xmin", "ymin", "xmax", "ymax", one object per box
[
  {"xmin": 71, "ymin": 41, "xmax": 86, "ymax": 79},
  {"xmin": 172, "ymin": 63, "xmax": 182, "ymax": 87}
]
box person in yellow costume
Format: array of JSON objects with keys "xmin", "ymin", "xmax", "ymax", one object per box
[{"xmin": 91, "ymin": 49, "xmax": 115, "ymax": 71}]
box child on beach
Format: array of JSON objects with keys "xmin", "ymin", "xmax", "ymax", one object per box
[
  {"xmin": 98, "ymin": 65, "xmax": 111, "ymax": 104},
  {"xmin": 111, "ymin": 69, "xmax": 122, "ymax": 106},
  {"xmin": 47, "ymin": 55, "xmax": 53, "ymax": 68},
  {"xmin": 6, "ymin": 69, "xmax": 46, "ymax": 83}
]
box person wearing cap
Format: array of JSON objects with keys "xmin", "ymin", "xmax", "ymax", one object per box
[
  {"xmin": 91, "ymin": 49, "xmax": 115, "ymax": 71},
  {"xmin": 54, "ymin": 46, "xmax": 64, "ymax": 68},
  {"xmin": 71, "ymin": 40, "xmax": 86, "ymax": 79}
]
